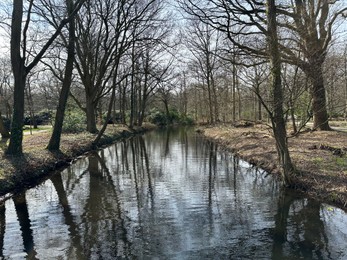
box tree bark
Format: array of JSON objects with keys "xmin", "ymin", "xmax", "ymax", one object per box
[
  {"xmin": 86, "ymin": 98, "xmax": 98, "ymax": 133},
  {"xmin": 47, "ymin": 0, "xmax": 76, "ymax": 151},
  {"xmin": 7, "ymin": 0, "xmax": 84, "ymax": 155},
  {"xmin": 306, "ymin": 65, "xmax": 331, "ymax": 130},
  {"xmin": 267, "ymin": 0, "xmax": 295, "ymax": 185},
  {"xmin": 7, "ymin": 0, "xmax": 26, "ymax": 155}
]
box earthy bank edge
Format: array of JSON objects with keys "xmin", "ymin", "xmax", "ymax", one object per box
[
  {"xmin": 198, "ymin": 124, "xmax": 347, "ymax": 211},
  {"xmin": 0, "ymin": 124, "xmax": 156, "ymax": 202}
]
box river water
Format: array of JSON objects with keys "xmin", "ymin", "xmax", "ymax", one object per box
[{"xmin": 0, "ymin": 127, "xmax": 346, "ymax": 259}]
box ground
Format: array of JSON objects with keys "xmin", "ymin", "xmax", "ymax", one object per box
[
  {"xmin": 200, "ymin": 122, "xmax": 347, "ymax": 211},
  {"xmin": 0, "ymin": 124, "xmax": 155, "ymax": 200}
]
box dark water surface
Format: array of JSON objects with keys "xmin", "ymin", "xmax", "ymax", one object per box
[{"xmin": 0, "ymin": 128, "xmax": 346, "ymax": 259}]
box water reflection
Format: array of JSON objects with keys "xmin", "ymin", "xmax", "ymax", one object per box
[{"xmin": 0, "ymin": 127, "xmax": 346, "ymax": 259}]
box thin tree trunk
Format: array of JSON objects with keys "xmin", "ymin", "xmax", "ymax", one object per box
[
  {"xmin": 47, "ymin": 0, "xmax": 76, "ymax": 151},
  {"xmin": 232, "ymin": 60, "xmax": 236, "ymax": 123},
  {"xmin": 93, "ymin": 82, "xmax": 116, "ymax": 146},
  {"xmin": 267, "ymin": 0, "xmax": 295, "ymax": 185}
]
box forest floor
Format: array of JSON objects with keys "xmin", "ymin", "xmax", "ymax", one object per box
[
  {"xmin": 0, "ymin": 123, "xmax": 156, "ymax": 200},
  {"xmin": 199, "ymin": 122, "xmax": 347, "ymax": 211}
]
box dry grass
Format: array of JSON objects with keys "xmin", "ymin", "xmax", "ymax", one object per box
[{"xmin": 201, "ymin": 124, "xmax": 347, "ymax": 210}]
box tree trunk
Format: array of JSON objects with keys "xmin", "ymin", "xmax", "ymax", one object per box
[
  {"xmin": 290, "ymin": 105, "xmax": 297, "ymax": 134},
  {"xmin": 307, "ymin": 65, "xmax": 331, "ymax": 130},
  {"xmin": 267, "ymin": 0, "xmax": 295, "ymax": 185},
  {"xmin": 7, "ymin": 0, "xmax": 26, "ymax": 155},
  {"xmin": 86, "ymin": 98, "xmax": 98, "ymax": 133},
  {"xmin": 212, "ymin": 80, "xmax": 219, "ymax": 122},
  {"xmin": 232, "ymin": 61, "xmax": 236, "ymax": 123},
  {"xmin": 206, "ymin": 79, "xmax": 214, "ymax": 124},
  {"xmin": 93, "ymin": 83, "xmax": 116, "ymax": 146},
  {"xmin": 47, "ymin": 0, "xmax": 76, "ymax": 151}
]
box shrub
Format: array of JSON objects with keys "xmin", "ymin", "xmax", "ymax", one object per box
[
  {"xmin": 148, "ymin": 109, "xmax": 195, "ymax": 126},
  {"xmin": 24, "ymin": 111, "xmax": 52, "ymax": 126},
  {"xmin": 62, "ymin": 110, "xmax": 86, "ymax": 133}
]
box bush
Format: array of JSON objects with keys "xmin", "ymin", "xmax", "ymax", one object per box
[
  {"xmin": 62, "ymin": 110, "xmax": 86, "ymax": 133},
  {"xmin": 148, "ymin": 111, "xmax": 168, "ymax": 126},
  {"xmin": 24, "ymin": 111, "xmax": 52, "ymax": 126},
  {"xmin": 148, "ymin": 109, "xmax": 194, "ymax": 126}
]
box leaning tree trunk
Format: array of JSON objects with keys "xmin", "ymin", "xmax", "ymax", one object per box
[
  {"xmin": 47, "ymin": 0, "xmax": 76, "ymax": 151},
  {"xmin": 267, "ymin": 0, "xmax": 295, "ymax": 185}
]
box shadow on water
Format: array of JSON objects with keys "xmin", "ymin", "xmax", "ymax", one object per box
[
  {"xmin": 50, "ymin": 174, "xmax": 85, "ymax": 259},
  {"xmin": 12, "ymin": 192, "xmax": 38, "ymax": 259},
  {"xmin": 0, "ymin": 127, "xmax": 345, "ymax": 259},
  {"xmin": 271, "ymin": 189, "xmax": 337, "ymax": 260}
]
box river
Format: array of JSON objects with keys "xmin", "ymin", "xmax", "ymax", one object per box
[{"xmin": 0, "ymin": 127, "xmax": 346, "ymax": 259}]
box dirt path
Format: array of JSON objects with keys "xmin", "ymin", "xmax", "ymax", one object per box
[{"xmin": 199, "ymin": 124, "xmax": 347, "ymax": 210}]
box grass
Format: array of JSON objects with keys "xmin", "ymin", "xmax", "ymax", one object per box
[{"xmin": 336, "ymin": 157, "xmax": 347, "ymax": 168}]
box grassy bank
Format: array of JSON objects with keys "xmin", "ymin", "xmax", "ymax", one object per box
[
  {"xmin": 0, "ymin": 123, "xmax": 156, "ymax": 199},
  {"xmin": 199, "ymin": 123, "xmax": 347, "ymax": 211}
]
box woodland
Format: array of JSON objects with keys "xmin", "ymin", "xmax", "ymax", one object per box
[{"xmin": 0, "ymin": 0, "xmax": 347, "ymax": 192}]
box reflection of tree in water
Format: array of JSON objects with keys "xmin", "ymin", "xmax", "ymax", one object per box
[
  {"xmin": 272, "ymin": 190, "xmax": 331, "ymax": 260},
  {"xmin": 50, "ymin": 174, "xmax": 85, "ymax": 259},
  {"xmin": 290, "ymin": 200, "xmax": 329, "ymax": 259},
  {"xmin": 13, "ymin": 192, "xmax": 38, "ymax": 259},
  {"xmin": 78, "ymin": 152, "xmax": 133, "ymax": 258}
]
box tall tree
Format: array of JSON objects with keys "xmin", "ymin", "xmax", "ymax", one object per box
[
  {"xmin": 73, "ymin": 0, "xmax": 159, "ymax": 133},
  {"xmin": 181, "ymin": 0, "xmax": 296, "ymax": 183},
  {"xmin": 184, "ymin": 20, "xmax": 220, "ymax": 124},
  {"xmin": 278, "ymin": 1, "xmax": 347, "ymax": 130},
  {"xmin": 7, "ymin": 0, "xmax": 84, "ymax": 155},
  {"xmin": 181, "ymin": 0, "xmax": 347, "ymax": 130},
  {"xmin": 47, "ymin": 0, "xmax": 78, "ymax": 151},
  {"xmin": 266, "ymin": 0, "xmax": 295, "ymax": 184}
]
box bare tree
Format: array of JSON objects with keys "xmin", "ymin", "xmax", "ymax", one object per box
[
  {"xmin": 277, "ymin": 1, "xmax": 347, "ymax": 130},
  {"xmin": 181, "ymin": 0, "xmax": 347, "ymax": 130},
  {"xmin": 0, "ymin": 58, "xmax": 11, "ymax": 138},
  {"xmin": 181, "ymin": 0, "xmax": 295, "ymax": 183},
  {"xmin": 184, "ymin": 20, "xmax": 220, "ymax": 123},
  {"xmin": 266, "ymin": 0, "xmax": 295, "ymax": 185},
  {"xmin": 7, "ymin": 0, "xmax": 84, "ymax": 155},
  {"xmin": 47, "ymin": 0, "xmax": 78, "ymax": 151}
]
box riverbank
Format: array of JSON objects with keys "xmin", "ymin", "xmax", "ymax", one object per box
[
  {"xmin": 0, "ymin": 123, "xmax": 156, "ymax": 199},
  {"xmin": 199, "ymin": 123, "xmax": 347, "ymax": 210}
]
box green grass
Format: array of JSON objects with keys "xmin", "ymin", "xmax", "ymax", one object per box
[{"xmin": 336, "ymin": 157, "xmax": 347, "ymax": 168}]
